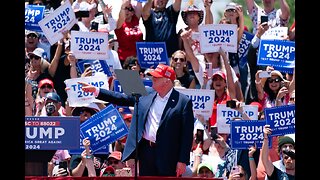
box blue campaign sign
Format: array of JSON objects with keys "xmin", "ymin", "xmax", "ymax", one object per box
[
  {"xmin": 264, "ymin": 105, "xmax": 295, "ymax": 136},
  {"xmin": 230, "ymin": 120, "xmax": 271, "ymax": 149},
  {"xmin": 25, "ymin": 116, "xmax": 80, "ymax": 150},
  {"xmin": 273, "ymin": 66, "xmax": 294, "ymax": 74},
  {"xmin": 68, "ymin": 133, "xmax": 110, "ymax": 155},
  {"xmin": 25, "ymin": 5, "xmax": 45, "ymax": 32},
  {"xmin": 113, "ymin": 79, "xmax": 152, "ymax": 93},
  {"xmin": 113, "ymin": 79, "xmax": 152, "ymax": 113},
  {"xmin": 80, "ymin": 104, "xmax": 129, "ymax": 152},
  {"xmin": 238, "ymin": 31, "xmax": 254, "ymax": 68},
  {"xmin": 136, "ymin": 42, "xmax": 168, "ymax": 69},
  {"xmin": 77, "ymin": 59, "xmax": 112, "ymax": 77},
  {"xmin": 257, "ymin": 40, "xmax": 295, "ymax": 68}
]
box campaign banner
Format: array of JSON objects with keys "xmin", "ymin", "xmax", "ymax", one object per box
[
  {"xmin": 217, "ymin": 104, "xmax": 258, "ymax": 134},
  {"xmin": 80, "ymin": 104, "xmax": 129, "ymax": 152},
  {"xmin": 77, "ymin": 59, "xmax": 112, "ymax": 77},
  {"xmin": 199, "ymin": 24, "xmax": 238, "ymax": 53},
  {"xmin": 264, "ymin": 105, "xmax": 295, "ymax": 136},
  {"xmin": 175, "ymin": 89, "xmax": 215, "ymax": 119},
  {"xmin": 113, "ymin": 79, "xmax": 152, "ymax": 113},
  {"xmin": 230, "ymin": 120, "xmax": 271, "ymax": 149},
  {"xmin": 64, "ymin": 75, "xmax": 109, "ymax": 107},
  {"xmin": 261, "ymin": 27, "xmax": 288, "ymax": 40},
  {"xmin": 238, "ymin": 31, "xmax": 255, "ymax": 68},
  {"xmin": 38, "ymin": 0, "xmax": 76, "ymax": 45},
  {"xmin": 257, "ymin": 39, "xmax": 295, "ymax": 68},
  {"xmin": 25, "ymin": 116, "xmax": 80, "ymax": 150},
  {"xmin": 273, "ymin": 66, "xmax": 294, "ymax": 74},
  {"xmin": 136, "ymin": 42, "xmax": 168, "ymax": 69},
  {"xmin": 25, "ymin": 5, "xmax": 45, "ymax": 32},
  {"xmin": 71, "ymin": 31, "xmax": 109, "ymax": 60}
]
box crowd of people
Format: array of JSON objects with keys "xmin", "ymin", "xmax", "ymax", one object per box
[{"xmin": 25, "ymin": 0, "xmax": 295, "ymax": 179}]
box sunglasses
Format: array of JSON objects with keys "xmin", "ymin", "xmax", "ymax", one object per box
[
  {"xmin": 125, "ymin": 7, "xmax": 134, "ymax": 12},
  {"xmin": 29, "ymin": 54, "xmax": 41, "ymax": 60},
  {"xmin": 27, "ymin": 34, "xmax": 38, "ymax": 38},
  {"xmin": 173, "ymin": 58, "xmax": 185, "ymax": 62},
  {"xmin": 267, "ymin": 78, "xmax": 281, "ymax": 83},
  {"xmin": 226, "ymin": 9, "xmax": 236, "ymax": 13},
  {"xmin": 41, "ymin": 85, "xmax": 53, "ymax": 89},
  {"xmin": 283, "ymin": 155, "xmax": 295, "ymax": 160}
]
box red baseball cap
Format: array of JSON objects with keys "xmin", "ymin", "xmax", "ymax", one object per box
[
  {"xmin": 147, "ymin": 64, "xmax": 176, "ymax": 81},
  {"xmin": 250, "ymin": 101, "xmax": 263, "ymax": 112},
  {"xmin": 212, "ymin": 71, "xmax": 226, "ymax": 80},
  {"xmin": 123, "ymin": 114, "xmax": 132, "ymax": 121},
  {"xmin": 38, "ymin": 78, "xmax": 54, "ymax": 89},
  {"xmin": 108, "ymin": 151, "xmax": 122, "ymax": 161}
]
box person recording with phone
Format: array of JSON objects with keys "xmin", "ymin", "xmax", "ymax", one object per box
[
  {"xmin": 255, "ymin": 66, "xmax": 294, "ymax": 109},
  {"xmin": 76, "ymin": 64, "xmax": 194, "ymax": 177},
  {"xmin": 34, "ymin": 92, "xmax": 66, "ymax": 116}
]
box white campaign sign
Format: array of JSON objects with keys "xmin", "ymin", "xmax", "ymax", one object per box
[
  {"xmin": 38, "ymin": 0, "xmax": 77, "ymax": 45},
  {"xmin": 199, "ymin": 24, "xmax": 238, "ymax": 53},
  {"xmin": 64, "ymin": 74, "xmax": 109, "ymax": 107},
  {"xmin": 217, "ymin": 104, "xmax": 258, "ymax": 134},
  {"xmin": 71, "ymin": 31, "xmax": 109, "ymax": 60},
  {"xmin": 176, "ymin": 88, "xmax": 215, "ymax": 119},
  {"xmin": 261, "ymin": 27, "xmax": 288, "ymax": 40}
]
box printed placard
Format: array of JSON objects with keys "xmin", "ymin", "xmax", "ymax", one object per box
[
  {"xmin": 273, "ymin": 66, "xmax": 294, "ymax": 74},
  {"xmin": 38, "ymin": 0, "xmax": 77, "ymax": 45},
  {"xmin": 264, "ymin": 105, "xmax": 295, "ymax": 136},
  {"xmin": 230, "ymin": 120, "xmax": 271, "ymax": 149},
  {"xmin": 25, "ymin": 116, "xmax": 80, "ymax": 150},
  {"xmin": 238, "ymin": 31, "xmax": 255, "ymax": 68},
  {"xmin": 217, "ymin": 104, "xmax": 258, "ymax": 134},
  {"xmin": 71, "ymin": 31, "xmax": 109, "ymax": 60},
  {"xmin": 261, "ymin": 27, "xmax": 288, "ymax": 40},
  {"xmin": 257, "ymin": 39, "xmax": 295, "ymax": 68},
  {"xmin": 64, "ymin": 75, "xmax": 109, "ymax": 107},
  {"xmin": 175, "ymin": 89, "xmax": 215, "ymax": 119},
  {"xmin": 77, "ymin": 59, "xmax": 112, "ymax": 77},
  {"xmin": 25, "ymin": 5, "xmax": 45, "ymax": 32},
  {"xmin": 80, "ymin": 104, "xmax": 129, "ymax": 152},
  {"xmin": 136, "ymin": 42, "xmax": 168, "ymax": 69},
  {"xmin": 113, "ymin": 79, "xmax": 152, "ymax": 114},
  {"xmin": 199, "ymin": 24, "xmax": 238, "ymax": 53}
]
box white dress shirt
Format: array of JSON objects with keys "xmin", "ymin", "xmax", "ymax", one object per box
[{"xmin": 143, "ymin": 88, "xmax": 173, "ymax": 142}]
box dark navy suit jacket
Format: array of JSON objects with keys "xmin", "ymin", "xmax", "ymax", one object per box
[{"xmin": 97, "ymin": 87, "xmax": 194, "ymax": 174}]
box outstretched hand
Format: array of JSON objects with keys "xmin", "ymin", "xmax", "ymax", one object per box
[{"xmin": 78, "ymin": 82, "xmax": 96, "ymax": 93}]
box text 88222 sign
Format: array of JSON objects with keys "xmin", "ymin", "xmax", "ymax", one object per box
[{"xmin": 25, "ymin": 116, "xmax": 80, "ymax": 150}]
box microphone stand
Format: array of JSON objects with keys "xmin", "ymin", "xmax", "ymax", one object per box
[{"xmin": 132, "ymin": 93, "xmax": 141, "ymax": 180}]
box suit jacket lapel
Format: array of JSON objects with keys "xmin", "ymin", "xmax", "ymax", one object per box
[
  {"xmin": 159, "ymin": 89, "xmax": 178, "ymax": 127},
  {"xmin": 140, "ymin": 91, "xmax": 157, "ymax": 127}
]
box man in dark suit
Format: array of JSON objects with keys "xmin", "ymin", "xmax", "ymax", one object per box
[{"xmin": 79, "ymin": 64, "xmax": 194, "ymax": 177}]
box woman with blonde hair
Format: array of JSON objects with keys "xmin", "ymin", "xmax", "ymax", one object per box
[{"xmin": 170, "ymin": 50, "xmax": 196, "ymax": 89}]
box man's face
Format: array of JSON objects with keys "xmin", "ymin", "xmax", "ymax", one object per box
[
  {"xmin": 108, "ymin": 157, "xmax": 123, "ymax": 169},
  {"xmin": 154, "ymin": 0, "xmax": 169, "ymax": 10},
  {"xmin": 151, "ymin": 76, "xmax": 170, "ymax": 92},
  {"xmin": 198, "ymin": 167, "xmax": 214, "ymax": 178},
  {"xmin": 282, "ymin": 152, "xmax": 295, "ymax": 170}
]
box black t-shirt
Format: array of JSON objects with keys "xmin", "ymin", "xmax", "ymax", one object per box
[
  {"xmin": 177, "ymin": 73, "xmax": 195, "ymax": 89},
  {"xmin": 143, "ymin": 5, "xmax": 180, "ymax": 57},
  {"xmin": 268, "ymin": 166, "xmax": 295, "ymax": 180},
  {"xmin": 52, "ymin": 55, "xmax": 71, "ymax": 107}
]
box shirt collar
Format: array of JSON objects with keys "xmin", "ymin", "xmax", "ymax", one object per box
[{"xmin": 156, "ymin": 88, "xmax": 173, "ymax": 101}]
